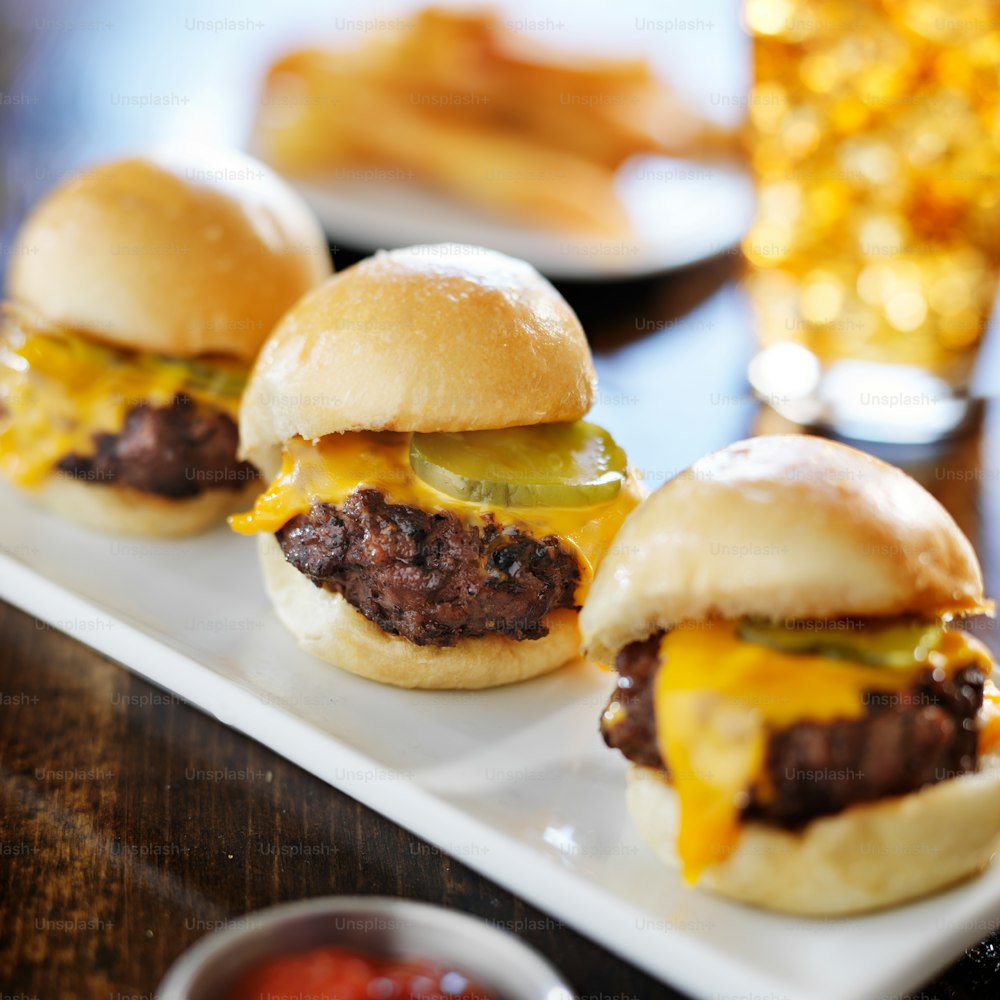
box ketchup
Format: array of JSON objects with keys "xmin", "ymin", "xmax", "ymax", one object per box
[{"xmin": 227, "ymin": 946, "xmax": 498, "ymax": 1000}]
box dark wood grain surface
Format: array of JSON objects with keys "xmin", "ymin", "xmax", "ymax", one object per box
[{"xmin": 3, "ymin": 3, "xmax": 1000, "ymax": 999}]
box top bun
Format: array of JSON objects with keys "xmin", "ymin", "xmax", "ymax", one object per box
[
  {"xmin": 580, "ymin": 435, "xmax": 985, "ymax": 664},
  {"xmin": 239, "ymin": 244, "xmax": 596, "ymax": 470},
  {"xmin": 7, "ymin": 147, "xmax": 331, "ymax": 362}
]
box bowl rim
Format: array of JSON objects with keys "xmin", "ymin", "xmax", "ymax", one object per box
[{"xmin": 156, "ymin": 894, "xmax": 574, "ymax": 999}]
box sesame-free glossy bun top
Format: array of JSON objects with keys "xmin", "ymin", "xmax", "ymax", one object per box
[
  {"xmin": 580, "ymin": 435, "xmax": 986, "ymax": 664},
  {"xmin": 239, "ymin": 243, "xmax": 596, "ymax": 469},
  {"xmin": 7, "ymin": 147, "xmax": 331, "ymax": 362}
]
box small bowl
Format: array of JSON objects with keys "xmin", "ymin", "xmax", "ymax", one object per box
[{"xmin": 157, "ymin": 895, "xmax": 574, "ymax": 1000}]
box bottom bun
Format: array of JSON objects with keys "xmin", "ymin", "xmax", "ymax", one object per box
[
  {"xmin": 626, "ymin": 762, "xmax": 1000, "ymax": 916},
  {"xmin": 258, "ymin": 532, "xmax": 581, "ymax": 689},
  {"xmin": 33, "ymin": 473, "xmax": 261, "ymax": 538}
]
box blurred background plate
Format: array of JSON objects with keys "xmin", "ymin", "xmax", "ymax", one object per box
[{"xmin": 288, "ymin": 155, "xmax": 754, "ymax": 280}]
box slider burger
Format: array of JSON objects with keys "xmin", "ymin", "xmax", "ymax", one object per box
[
  {"xmin": 580, "ymin": 435, "xmax": 1000, "ymax": 915},
  {"xmin": 231, "ymin": 244, "xmax": 642, "ymax": 688},
  {"xmin": 0, "ymin": 149, "xmax": 331, "ymax": 536}
]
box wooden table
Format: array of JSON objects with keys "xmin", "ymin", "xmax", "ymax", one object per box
[{"xmin": 2, "ymin": 3, "xmax": 1000, "ymax": 998}]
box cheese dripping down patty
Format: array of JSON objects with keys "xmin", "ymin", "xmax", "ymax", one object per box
[
  {"xmin": 0, "ymin": 305, "xmax": 247, "ymax": 487},
  {"xmin": 229, "ymin": 432, "xmax": 644, "ymax": 601},
  {"xmin": 651, "ymin": 620, "xmax": 994, "ymax": 883}
]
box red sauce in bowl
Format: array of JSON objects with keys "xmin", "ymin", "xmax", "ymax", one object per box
[{"xmin": 227, "ymin": 946, "xmax": 498, "ymax": 1000}]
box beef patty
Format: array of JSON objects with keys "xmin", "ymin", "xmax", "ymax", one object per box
[
  {"xmin": 276, "ymin": 488, "xmax": 580, "ymax": 646},
  {"xmin": 602, "ymin": 630, "xmax": 984, "ymax": 829},
  {"xmin": 57, "ymin": 394, "xmax": 257, "ymax": 499}
]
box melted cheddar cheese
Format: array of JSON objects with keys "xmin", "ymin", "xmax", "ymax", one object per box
[
  {"xmin": 230, "ymin": 432, "xmax": 643, "ymax": 597},
  {"xmin": 0, "ymin": 305, "xmax": 246, "ymax": 487},
  {"xmin": 652, "ymin": 620, "xmax": 993, "ymax": 882},
  {"xmin": 980, "ymin": 679, "xmax": 1000, "ymax": 755}
]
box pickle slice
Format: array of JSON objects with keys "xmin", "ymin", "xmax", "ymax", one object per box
[
  {"xmin": 737, "ymin": 617, "xmax": 944, "ymax": 669},
  {"xmin": 409, "ymin": 421, "xmax": 627, "ymax": 507},
  {"xmin": 175, "ymin": 358, "xmax": 248, "ymax": 398}
]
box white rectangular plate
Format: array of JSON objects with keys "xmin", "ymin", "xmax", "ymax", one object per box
[{"xmin": 3, "ymin": 483, "xmax": 999, "ymax": 1000}]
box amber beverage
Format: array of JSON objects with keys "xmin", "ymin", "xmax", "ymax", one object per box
[{"xmin": 743, "ymin": 0, "xmax": 1000, "ymax": 439}]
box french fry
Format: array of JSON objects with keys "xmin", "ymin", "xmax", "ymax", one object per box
[
  {"xmin": 350, "ymin": 99, "xmax": 630, "ymax": 234},
  {"xmin": 254, "ymin": 6, "xmax": 739, "ymax": 232}
]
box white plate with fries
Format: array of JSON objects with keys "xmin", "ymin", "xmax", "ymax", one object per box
[
  {"xmin": 288, "ymin": 155, "xmax": 754, "ymax": 279},
  {"xmin": 252, "ymin": 6, "xmax": 752, "ymax": 278}
]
